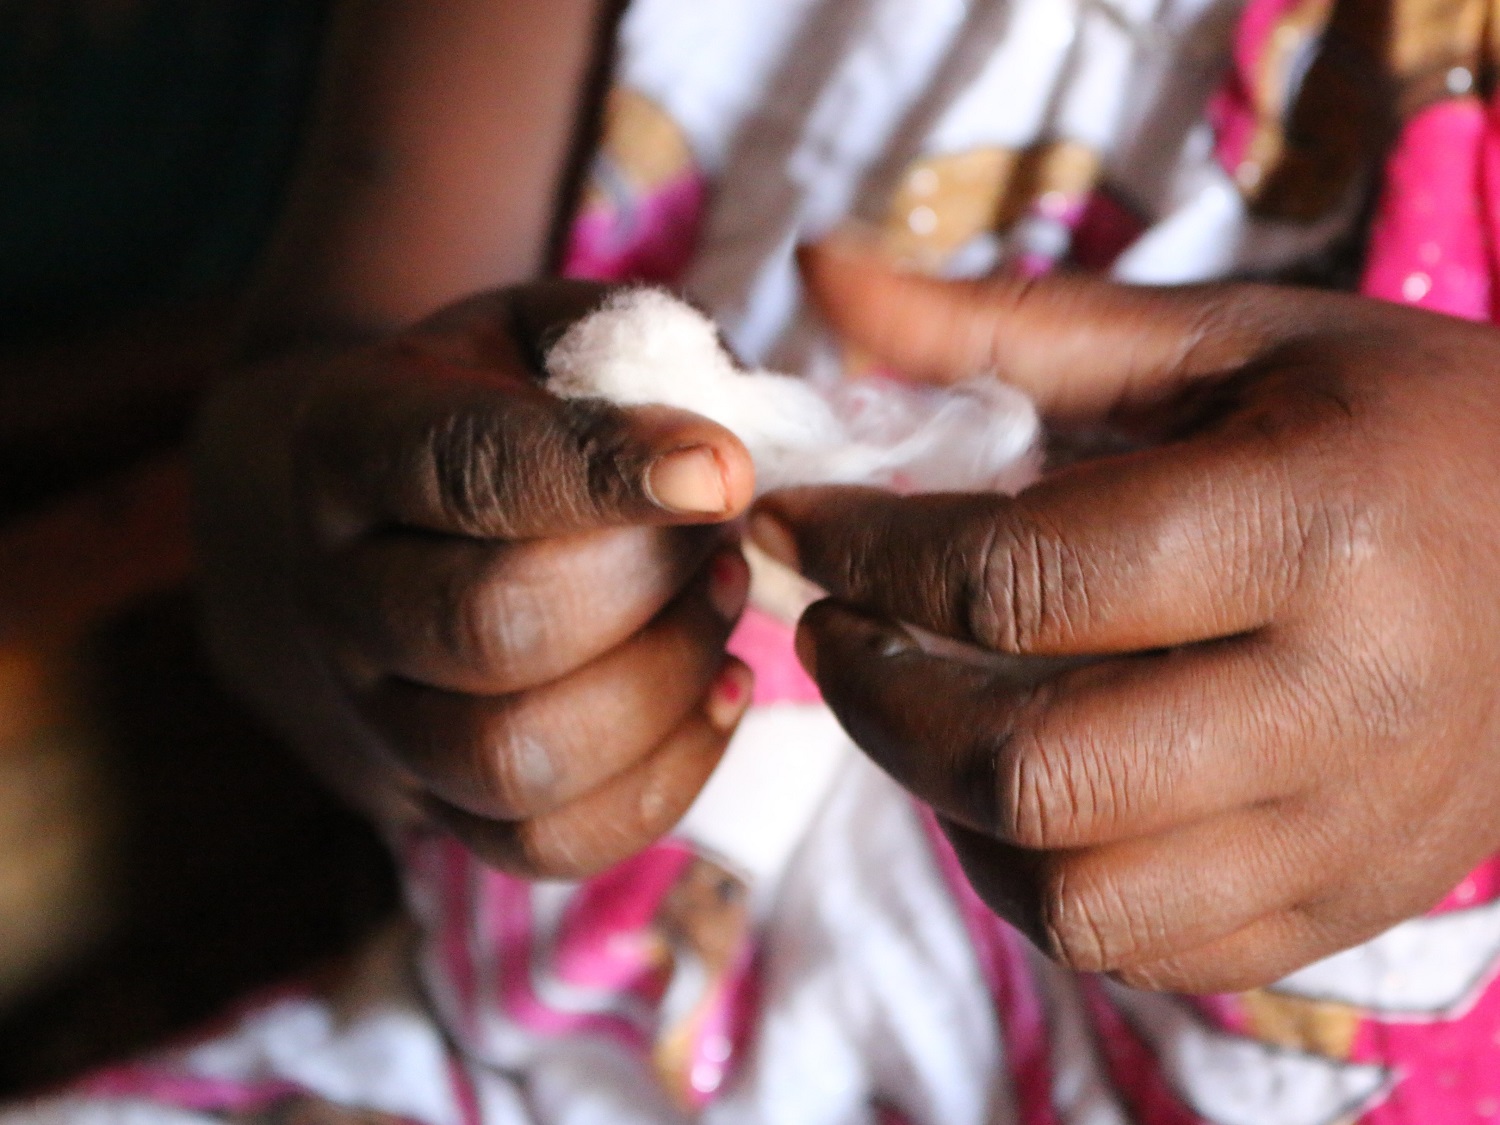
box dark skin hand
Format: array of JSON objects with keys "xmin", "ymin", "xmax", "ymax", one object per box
[
  {"xmin": 198, "ymin": 2, "xmax": 764, "ymax": 882},
  {"xmin": 198, "ymin": 281, "xmax": 756, "ymax": 880},
  {"xmin": 752, "ymin": 236, "xmax": 1500, "ymax": 994}
]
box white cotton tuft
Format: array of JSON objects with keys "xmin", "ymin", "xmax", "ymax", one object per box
[{"xmin": 545, "ymin": 287, "xmax": 1041, "ymax": 495}]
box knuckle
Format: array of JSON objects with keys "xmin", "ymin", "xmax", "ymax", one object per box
[
  {"xmin": 1107, "ymin": 957, "xmax": 1239, "ymax": 994},
  {"xmin": 438, "ymin": 562, "xmax": 546, "ymax": 686},
  {"xmin": 424, "ymin": 406, "xmax": 508, "ymax": 535},
  {"xmin": 997, "ymin": 697, "xmax": 1100, "ymax": 850},
  {"xmin": 470, "ymin": 709, "xmax": 560, "ymax": 819},
  {"xmin": 561, "ymin": 399, "xmax": 650, "ymax": 520},
  {"xmin": 969, "ymin": 515, "xmax": 1092, "ymax": 654},
  {"xmin": 999, "ymin": 727, "xmax": 1070, "ymax": 851},
  {"xmin": 634, "ymin": 758, "xmax": 686, "ymax": 836},
  {"xmin": 420, "ymin": 395, "xmax": 642, "ymax": 537},
  {"xmin": 1293, "ymin": 484, "xmax": 1377, "ymax": 592},
  {"xmin": 1335, "ymin": 578, "xmax": 1438, "ymax": 754},
  {"xmin": 1038, "ymin": 861, "xmax": 1131, "ymax": 973}
]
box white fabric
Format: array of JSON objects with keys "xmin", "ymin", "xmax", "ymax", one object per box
[
  {"xmin": 672, "ymin": 704, "xmax": 852, "ymax": 915},
  {"xmin": 0, "ymin": 763, "xmax": 1008, "ymax": 1125},
  {"xmin": 1102, "ymin": 985, "xmax": 1393, "ymax": 1125},
  {"xmin": 705, "ymin": 758, "xmax": 1006, "ymax": 1125},
  {"xmin": 1273, "ymin": 896, "xmax": 1500, "ymax": 1017}
]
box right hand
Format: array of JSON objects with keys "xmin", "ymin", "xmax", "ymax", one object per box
[{"xmin": 195, "ymin": 280, "xmax": 756, "ymax": 879}]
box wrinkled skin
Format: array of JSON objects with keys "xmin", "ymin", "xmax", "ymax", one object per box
[
  {"xmin": 196, "ymin": 280, "xmax": 756, "ymax": 880},
  {"xmin": 751, "ymin": 237, "xmax": 1500, "ymax": 994}
]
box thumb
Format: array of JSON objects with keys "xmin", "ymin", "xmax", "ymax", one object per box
[
  {"xmin": 302, "ymin": 283, "xmax": 758, "ymax": 541},
  {"xmin": 797, "ymin": 233, "xmax": 1312, "ymax": 421}
]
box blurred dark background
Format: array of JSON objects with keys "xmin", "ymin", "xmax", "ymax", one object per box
[
  {"xmin": 2, "ymin": 0, "xmax": 319, "ymax": 516},
  {"xmin": 0, "ymin": 0, "xmax": 399, "ymax": 1096}
]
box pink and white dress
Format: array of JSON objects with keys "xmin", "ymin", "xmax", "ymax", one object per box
[{"xmin": 12, "ymin": 1, "xmax": 1500, "ymax": 1122}]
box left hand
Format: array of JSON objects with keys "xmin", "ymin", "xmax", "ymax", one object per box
[{"xmin": 749, "ymin": 238, "xmax": 1500, "ymax": 993}]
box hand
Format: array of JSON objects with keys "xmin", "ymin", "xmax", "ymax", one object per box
[
  {"xmin": 750, "ymin": 240, "xmax": 1500, "ymax": 992},
  {"xmin": 196, "ymin": 281, "xmax": 756, "ymax": 880}
]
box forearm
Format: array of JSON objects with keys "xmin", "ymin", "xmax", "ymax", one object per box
[
  {"xmin": 198, "ymin": 2, "xmax": 616, "ymax": 829},
  {"xmin": 240, "ymin": 0, "xmax": 610, "ymax": 355}
]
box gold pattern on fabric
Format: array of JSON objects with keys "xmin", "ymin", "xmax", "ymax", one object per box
[
  {"xmin": 878, "ymin": 141, "xmax": 1101, "ymax": 269},
  {"xmin": 1239, "ymin": 988, "xmax": 1363, "ymax": 1061},
  {"xmin": 648, "ymin": 856, "xmax": 752, "ymax": 1109},
  {"xmin": 581, "ymin": 87, "xmax": 698, "ymax": 209}
]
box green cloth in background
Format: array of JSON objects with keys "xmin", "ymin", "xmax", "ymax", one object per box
[{"xmin": 0, "ymin": 1, "xmax": 327, "ymax": 347}]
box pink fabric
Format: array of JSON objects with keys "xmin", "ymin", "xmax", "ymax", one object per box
[
  {"xmin": 1070, "ymin": 189, "xmax": 1147, "ymax": 271},
  {"xmin": 1348, "ymin": 861, "xmax": 1500, "ymax": 1124},
  {"xmin": 1435, "ymin": 857, "xmax": 1500, "ymax": 914},
  {"xmin": 407, "ymin": 833, "xmax": 764, "ymax": 1104},
  {"xmin": 1230, "ymin": 0, "xmax": 1308, "ymax": 79},
  {"xmin": 1353, "ymin": 971, "xmax": 1500, "ymax": 1125},
  {"xmin": 1185, "ymin": 991, "xmax": 1253, "ymax": 1037},
  {"xmin": 76, "ymin": 1071, "xmax": 306, "ymax": 1115},
  {"xmin": 1483, "ymin": 96, "xmax": 1500, "ymax": 306},
  {"xmin": 1362, "ymin": 97, "xmax": 1493, "ymax": 319},
  {"xmin": 921, "ymin": 816, "xmax": 1062, "ymax": 1125},
  {"xmin": 75, "ymin": 1061, "xmax": 463, "ymax": 1125},
  {"xmin": 1209, "ymin": 0, "xmax": 1309, "ymax": 175},
  {"xmin": 562, "ymin": 174, "xmax": 709, "ymax": 285},
  {"xmin": 447, "ymin": 1056, "xmax": 485, "ymax": 1125},
  {"xmin": 480, "ymin": 855, "xmax": 650, "ymax": 1048},
  {"xmin": 727, "ymin": 608, "xmax": 822, "ymax": 705},
  {"xmin": 674, "ymin": 943, "xmax": 762, "ymax": 1106},
  {"xmin": 1076, "ymin": 981, "xmax": 1211, "ymax": 1125},
  {"xmin": 553, "ymin": 845, "xmax": 695, "ymax": 991}
]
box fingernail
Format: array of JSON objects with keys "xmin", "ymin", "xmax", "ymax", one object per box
[
  {"xmin": 708, "ymin": 549, "xmax": 751, "ymax": 622},
  {"xmin": 794, "ymin": 621, "xmax": 818, "ymax": 680},
  {"xmin": 870, "ymin": 621, "xmax": 917, "ymax": 658},
  {"xmin": 706, "ymin": 661, "xmax": 753, "ymax": 732},
  {"xmin": 748, "ymin": 512, "xmax": 800, "ymax": 571},
  {"xmin": 647, "ymin": 446, "xmax": 728, "ymax": 514},
  {"xmin": 798, "ymin": 603, "xmax": 912, "ymax": 678}
]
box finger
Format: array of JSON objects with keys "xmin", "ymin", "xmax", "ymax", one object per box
[
  {"xmin": 1122, "ymin": 822, "xmax": 1494, "ymax": 996},
  {"xmin": 1108, "ymin": 911, "xmax": 1342, "ymax": 994},
  {"xmin": 942, "ymin": 799, "xmax": 1339, "ymax": 975},
  {"xmin": 798, "ymin": 234, "xmax": 1325, "ymax": 420},
  {"xmin": 359, "ymin": 550, "xmax": 750, "ymax": 819},
  {"xmin": 302, "ymin": 290, "xmax": 754, "ymax": 541},
  {"xmin": 318, "ymin": 523, "xmax": 724, "ymax": 694},
  {"xmin": 754, "ymin": 431, "xmax": 1306, "ymax": 654},
  {"xmin": 798, "ymin": 602, "xmax": 1319, "ymax": 847},
  {"xmin": 434, "ymin": 659, "xmax": 753, "ymax": 880}
]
